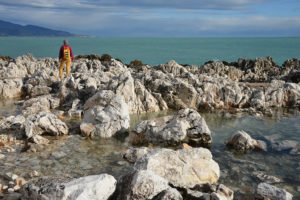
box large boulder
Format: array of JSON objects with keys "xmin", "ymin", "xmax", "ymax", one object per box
[
  {"xmin": 226, "ymin": 130, "xmax": 265, "ymax": 152},
  {"xmin": 114, "ymin": 170, "xmax": 171, "ymax": 200},
  {"xmin": 24, "ymin": 112, "xmax": 69, "ymax": 139},
  {"xmin": 21, "ymin": 174, "xmax": 116, "ymax": 200},
  {"xmin": 134, "ymin": 148, "xmax": 220, "ymax": 188},
  {"xmin": 132, "ymin": 108, "xmax": 212, "ymax": 146},
  {"xmin": 81, "ymin": 90, "xmax": 130, "ymax": 138},
  {"xmin": 256, "ymin": 183, "xmax": 293, "ymax": 200}
]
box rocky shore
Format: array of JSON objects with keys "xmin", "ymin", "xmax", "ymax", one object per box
[{"xmin": 0, "ymin": 54, "xmax": 299, "ymax": 199}]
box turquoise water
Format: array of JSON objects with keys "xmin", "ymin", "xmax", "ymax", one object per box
[{"xmin": 0, "ymin": 37, "xmax": 300, "ymax": 66}]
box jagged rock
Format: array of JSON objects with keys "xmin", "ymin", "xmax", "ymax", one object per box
[
  {"xmin": 81, "ymin": 90, "xmax": 130, "ymax": 138},
  {"xmin": 0, "ymin": 115, "xmax": 25, "ymax": 131},
  {"xmin": 122, "ymin": 147, "xmax": 151, "ymax": 163},
  {"xmin": 24, "ymin": 112, "xmax": 69, "ymax": 139},
  {"xmin": 22, "ymin": 95, "xmax": 60, "ymax": 116},
  {"xmin": 132, "ymin": 108, "xmax": 212, "ymax": 146},
  {"xmin": 114, "ymin": 170, "xmax": 170, "ymax": 200},
  {"xmin": 0, "ymin": 78, "xmax": 23, "ymax": 98},
  {"xmin": 134, "ymin": 148, "xmax": 220, "ymax": 188},
  {"xmin": 256, "ymin": 182, "xmax": 293, "ymax": 200},
  {"xmin": 21, "ymin": 174, "xmax": 116, "ymax": 200},
  {"xmin": 226, "ymin": 130, "xmax": 264, "ymax": 152},
  {"xmin": 155, "ymin": 60, "xmax": 188, "ymax": 77},
  {"xmin": 152, "ymin": 188, "xmax": 183, "ymax": 200}
]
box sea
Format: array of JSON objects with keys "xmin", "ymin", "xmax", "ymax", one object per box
[{"xmin": 0, "ymin": 37, "xmax": 300, "ymax": 66}]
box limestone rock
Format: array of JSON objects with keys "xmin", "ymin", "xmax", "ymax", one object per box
[
  {"xmin": 0, "ymin": 115, "xmax": 25, "ymax": 131},
  {"xmin": 256, "ymin": 182, "xmax": 293, "ymax": 200},
  {"xmin": 24, "ymin": 112, "xmax": 69, "ymax": 139},
  {"xmin": 115, "ymin": 170, "xmax": 170, "ymax": 200},
  {"xmin": 122, "ymin": 147, "xmax": 151, "ymax": 163},
  {"xmin": 153, "ymin": 188, "xmax": 183, "ymax": 200},
  {"xmin": 226, "ymin": 130, "xmax": 263, "ymax": 152},
  {"xmin": 22, "ymin": 95, "xmax": 60, "ymax": 116},
  {"xmin": 82, "ymin": 90, "xmax": 130, "ymax": 138},
  {"xmin": 132, "ymin": 108, "xmax": 212, "ymax": 146},
  {"xmin": 21, "ymin": 174, "xmax": 116, "ymax": 200},
  {"xmin": 134, "ymin": 148, "xmax": 220, "ymax": 188},
  {"xmin": 0, "ymin": 78, "xmax": 23, "ymax": 98}
]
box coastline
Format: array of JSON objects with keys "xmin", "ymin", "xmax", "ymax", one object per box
[{"xmin": 0, "ymin": 54, "xmax": 299, "ymax": 199}]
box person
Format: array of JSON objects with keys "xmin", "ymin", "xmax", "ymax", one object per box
[{"xmin": 58, "ymin": 40, "xmax": 74, "ymax": 79}]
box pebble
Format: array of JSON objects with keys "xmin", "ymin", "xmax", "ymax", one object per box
[
  {"xmin": 0, "ymin": 154, "xmax": 4, "ymax": 159},
  {"xmin": 2, "ymin": 185, "xmax": 8, "ymax": 191},
  {"xmin": 7, "ymin": 188, "xmax": 14, "ymax": 193},
  {"xmin": 51, "ymin": 151, "xmax": 67, "ymax": 159}
]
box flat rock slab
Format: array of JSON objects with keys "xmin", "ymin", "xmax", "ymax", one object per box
[
  {"xmin": 134, "ymin": 147, "xmax": 220, "ymax": 188},
  {"xmin": 21, "ymin": 174, "xmax": 116, "ymax": 200}
]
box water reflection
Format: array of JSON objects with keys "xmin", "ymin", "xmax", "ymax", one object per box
[{"xmin": 0, "ymin": 106, "xmax": 299, "ymax": 198}]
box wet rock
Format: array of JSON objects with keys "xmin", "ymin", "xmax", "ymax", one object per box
[
  {"xmin": 271, "ymin": 140, "xmax": 298, "ymax": 152},
  {"xmin": 226, "ymin": 130, "xmax": 264, "ymax": 152},
  {"xmin": 254, "ymin": 172, "xmax": 282, "ymax": 184},
  {"xmin": 5, "ymin": 192, "xmax": 22, "ymax": 200},
  {"xmin": 290, "ymin": 143, "xmax": 300, "ymax": 155},
  {"xmin": 80, "ymin": 123, "xmax": 95, "ymax": 137},
  {"xmin": 134, "ymin": 148, "xmax": 220, "ymax": 188},
  {"xmin": 21, "ymin": 174, "xmax": 116, "ymax": 200},
  {"xmin": 32, "ymin": 135, "xmax": 49, "ymax": 145},
  {"xmin": 152, "ymin": 188, "xmax": 183, "ymax": 200},
  {"xmin": 256, "ymin": 182, "xmax": 293, "ymax": 200},
  {"xmin": 132, "ymin": 108, "xmax": 212, "ymax": 146},
  {"xmin": 122, "ymin": 147, "xmax": 150, "ymax": 163},
  {"xmin": 114, "ymin": 170, "xmax": 170, "ymax": 200},
  {"xmin": 0, "ymin": 135, "xmax": 17, "ymax": 145},
  {"xmin": 24, "ymin": 111, "xmax": 69, "ymax": 139},
  {"xmin": 82, "ymin": 90, "xmax": 130, "ymax": 138}
]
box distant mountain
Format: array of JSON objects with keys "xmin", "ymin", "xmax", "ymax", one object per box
[{"xmin": 0, "ymin": 20, "xmax": 77, "ymax": 36}]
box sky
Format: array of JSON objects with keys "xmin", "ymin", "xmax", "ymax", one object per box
[{"xmin": 0, "ymin": 0, "xmax": 300, "ymax": 37}]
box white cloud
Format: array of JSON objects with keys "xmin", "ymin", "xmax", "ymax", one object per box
[{"xmin": 0, "ymin": 0, "xmax": 299, "ymax": 37}]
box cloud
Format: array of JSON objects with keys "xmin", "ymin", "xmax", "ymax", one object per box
[
  {"xmin": 0, "ymin": 0, "xmax": 274, "ymax": 10},
  {"xmin": 0, "ymin": 0, "xmax": 299, "ymax": 37}
]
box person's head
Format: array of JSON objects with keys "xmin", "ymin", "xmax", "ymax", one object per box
[{"xmin": 63, "ymin": 40, "xmax": 68, "ymax": 45}]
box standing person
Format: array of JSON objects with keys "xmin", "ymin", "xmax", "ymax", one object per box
[{"xmin": 59, "ymin": 40, "xmax": 74, "ymax": 79}]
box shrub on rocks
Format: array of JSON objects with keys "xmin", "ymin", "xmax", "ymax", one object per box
[
  {"xmin": 129, "ymin": 59, "xmax": 143, "ymax": 67},
  {"xmin": 0, "ymin": 55, "xmax": 11, "ymax": 62},
  {"xmin": 100, "ymin": 54, "xmax": 112, "ymax": 62}
]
